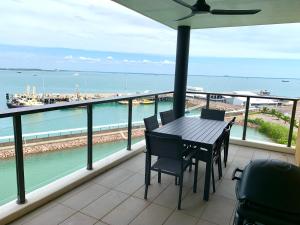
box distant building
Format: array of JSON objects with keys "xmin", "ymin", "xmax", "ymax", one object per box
[{"xmin": 225, "ymin": 91, "xmax": 281, "ymax": 107}]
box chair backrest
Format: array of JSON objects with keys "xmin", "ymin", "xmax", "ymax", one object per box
[
  {"xmin": 145, "ymin": 131, "xmax": 183, "ymax": 160},
  {"xmin": 214, "ymin": 128, "xmax": 230, "ymax": 152},
  {"xmin": 160, "ymin": 110, "xmax": 175, "ymax": 125},
  {"xmin": 200, "ymin": 108, "xmax": 225, "ymax": 121},
  {"xmin": 144, "ymin": 115, "xmax": 159, "ymax": 131},
  {"xmin": 227, "ymin": 117, "xmax": 236, "ymax": 129}
]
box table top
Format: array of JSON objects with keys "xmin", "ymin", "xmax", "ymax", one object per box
[{"xmin": 154, "ymin": 117, "xmax": 228, "ymax": 147}]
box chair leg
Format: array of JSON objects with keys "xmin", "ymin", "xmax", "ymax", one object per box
[
  {"xmin": 144, "ymin": 181, "xmax": 149, "ymax": 199},
  {"xmin": 224, "ymin": 138, "xmax": 229, "ymax": 168},
  {"xmin": 211, "ymin": 164, "xmax": 216, "ymax": 193},
  {"xmin": 158, "ymin": 171, "xmax": 161, "ymax": 183},
  {"xmin": 144, "ymin": 165, "xmax": 150, "ymax": 199},
  {"xmin": 218, "ymin": 155, "xmax": 222, "ymax": 179},
  {"xmin": 177, "ymin": 173, "xmax": 183, "ymax": 210},
  {"xmin": 193, "ymin": 159, "xmax": 198, "ymax": 193}
]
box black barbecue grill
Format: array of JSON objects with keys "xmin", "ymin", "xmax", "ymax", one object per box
[{"xmin": 232, "ymin": 159, "xmax": 300, "ymax": 225}]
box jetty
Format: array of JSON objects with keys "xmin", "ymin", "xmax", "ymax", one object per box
[{"xmin": 6, "ymin": 86, "xmax": 173, "ymax": 108}]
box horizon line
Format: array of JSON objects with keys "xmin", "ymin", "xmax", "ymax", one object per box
[{"xmin": 0, "ymin": 67, "xmax": 299, "ymax": 80}]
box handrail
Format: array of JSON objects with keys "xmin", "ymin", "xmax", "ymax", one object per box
[
  {"xmin": 0, "ymin": 91, "xmax": 173, "ymax": 118},
  {"xmin": 186, "ymin": 90, "xmax": 300, "ymax": 101},
  {"xmin": 186, "ymin": 90, "xmax": 299, "ymax": 147},
  {"xmin": 0, "ymin": 89, "xmax": 298, "ymax": 205}
]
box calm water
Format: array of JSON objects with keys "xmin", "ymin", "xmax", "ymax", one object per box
[
  {"xmin": 0, "ymin": 70, "xmax": 299, "ymax": 136},
  {"xmin": 0, "ymin": 69, "xmax": 292, "ymax": 205}
]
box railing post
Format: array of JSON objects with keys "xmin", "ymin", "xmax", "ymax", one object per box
[
  {"xmin": 242, "ymin": 97, "xmax": 250, "ymax": 140},
  {"xmin": 87, "ymin": 104, "xmax": 93, "ymax": 170},
  {"xmin": 127, "ymin": 99, "xmax": 133, "ymax": 150},
  {"xmin": 288, "ymin": 100, "xmax": 297, "ymax": 147},
  {"xmin": 154, "ymin": 94, "xmax": 158, "ymax": 116},
  {"xmin": 206, "ymin": 94, "xmax": 210, "ymax": 109},
  {"xmin": 13, "ymin": 115, "xmax": 26, "ymax": 204}
]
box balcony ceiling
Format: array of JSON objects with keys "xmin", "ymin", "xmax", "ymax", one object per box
[{"xmin": 112, "ymin": 0, "xmax": 300, "ymax": 29}]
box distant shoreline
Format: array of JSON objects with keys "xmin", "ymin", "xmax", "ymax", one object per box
[{"xmin": 0, "ymin": 68, "xmax": 299, "ymax": 80}]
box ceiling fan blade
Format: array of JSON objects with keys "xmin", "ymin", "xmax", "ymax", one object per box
[
  {"xmin": 210, "ymin": 9, "xmax": 261, "ymax": 15},
  {"xmin": 176, "ymin": 12, "xmax": 195, "ymax": 21},
  {"xmin": 172, "ymin": 0, "xmax": 193, "ymax": 10}
]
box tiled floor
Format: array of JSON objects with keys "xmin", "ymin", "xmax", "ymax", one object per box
[{"xmin": 9, "ymin": 145, "xmax": 295, "ymax": 225}]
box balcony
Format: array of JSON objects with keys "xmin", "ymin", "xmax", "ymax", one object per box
[
  {"xmin": 0, "ymin": 90, "xmax": 299, "ymax": 225},
  {"xmin": 7, "ymin": 144, "xmax": 295, "ymax": 225}
]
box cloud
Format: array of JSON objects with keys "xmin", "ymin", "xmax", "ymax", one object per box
[
  {"xmin": 63, "ymin": 55, "xmax": 101, "ymax": 63},
  {"xmin": 78, "ymin": 56, "xmax": 101, "ymax": 62},
  {"xmin": 64, "ymin": 55, "xmax": 73, "ymax": 60},
  {"xmin": 0, "ymin": 0, "xmax": 299, "ymax": 59},
  {"xmin": 122, "ymin": 58, "xmax": 175, "ymax": 65}
]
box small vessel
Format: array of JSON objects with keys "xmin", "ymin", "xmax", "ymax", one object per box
[
  {"xmin": 187, "ymin": 86, "xmax": 204, "ymax": 92},
  {"xmin": 118, "ymin": 99, "xmax": 140, "ymax": 105},
  {"xmin": 140, "ymin": 99, "xmax": 154, "ymax": 104},
  {"xmin": 281, "ymin": 80, "xmax": 290, "ymax": 83},
  {"xmin": 259, "ymin": 90, "xmax": 271, "ymax": 96}
]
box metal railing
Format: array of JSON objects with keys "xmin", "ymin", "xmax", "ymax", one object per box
[
  {"xmin": 0, "ymin": 90, "xmax": 298, "ymax": 204},
  {"xmin": 186, "ymin": 90, "xmax": 299, "ymax": 147},
  {"xmin": 0, "ymin": 91, "xmax": 172, "ymax": 204}
]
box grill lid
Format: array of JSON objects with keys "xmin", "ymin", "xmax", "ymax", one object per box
[{"xmin": 236, "ymin": 159, "xmax": 300, "ymax": 214}]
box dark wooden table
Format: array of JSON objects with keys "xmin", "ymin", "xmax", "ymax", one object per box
[{"xmin": 154, "ymin": 116, "xmax": 229, "ymax": 201}]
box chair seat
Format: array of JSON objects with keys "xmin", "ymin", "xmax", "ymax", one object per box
[{"xmin": 151, "ymin": 158, "xmax": 190, "ymax": 176}]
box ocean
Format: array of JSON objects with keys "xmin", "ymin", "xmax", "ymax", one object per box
[{"xmin": 1, "ymin": 69, "xmax": 299, "ymax": 137}]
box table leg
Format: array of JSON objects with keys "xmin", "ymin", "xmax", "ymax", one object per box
[{"xmin": 203, "ymin": 146, "xmax": 213, "ymax": 201}]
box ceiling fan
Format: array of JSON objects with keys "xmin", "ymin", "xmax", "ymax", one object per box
[{"xmin": 173, "ymin": 0, "xmax": 261, "ymax": 21}]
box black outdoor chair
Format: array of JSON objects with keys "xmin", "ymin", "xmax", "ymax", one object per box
[
  {"xmin": 192, "ymin": 127, "xmax": 230, "ymax": 193},
  {"xmin": 212, "ymin": 128, "xmax": 230, "ymax": 182},
  {"xmin": 144, "ymin": 131, "xmax": 197, "ymax": 209},
  {"xmin": 160, "ymin": 110, "xmax": 175, "ymax": 125},
  {"xmin": 223, "ymin": 117, "xmax": 236, "ymax": 167},
  {"xmin": 200, "ymin": 108, "xmax": 225, "ymax": 121},
  {"xmin": 143, "ymin": 115, "xmax": 159, "ymax": 131},
  {"xmin": 159, "ymin": 110, "xmax": 193, "ymax": 174}
]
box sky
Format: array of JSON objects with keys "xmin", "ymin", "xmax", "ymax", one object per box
[{"xmin": 0, "ymin": 0, "xmax": 299, "ymax": 77}]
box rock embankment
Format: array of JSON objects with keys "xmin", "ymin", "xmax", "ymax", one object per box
[{"xmin": 0, "ymin": 128, "xmax": 144, "ymax": 159}]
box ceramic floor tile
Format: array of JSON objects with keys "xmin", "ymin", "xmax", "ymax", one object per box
[
  {"xmin": 252, "ymin": 150, "xmax": 270, "ymax": 160},
  {"xmin": 102, "ymin": 197, "xmax": 149, "ymax": 225},
  {"xmin": 132, "ymin": 176, "xmax": 169, "ymax": 202},
  {"xmin": 8, "ymin": 201, "xmax": 59, "ymax": 225},
  {"xmin": 92, "ymin": 168, "xmax": 135, "ymax": 188},
  {"xmin": 59, "ymin": 212, "xmax": 98, "ymax": 225},
  {"xmin": 129, "ymin": 203, "xmax": 173, "ymax": 225},
  {"xmin": 61, "ymin": 183, "xmax": 109, "ymax": 210},
  {"xmin": 23, "ymin": 204, "xmax": 75, "ymax": 225},
  {"xmin": 153, "ymin": 183, "xmax": 190, "ymax": 209},
  {"xmin": 201, "ymin": 196, "xmax": 235, "ymax": 225},
  {"xmin": 164, "ymin": 211, "xmax": 198, "ymax": 225},
  {"xmin": 114, "ymin": 173, "xmax": 144, "ymax": 195},
  {"xmin": 196, "ymin": 219, "xmax": 218, "ymax": 225},
  {"xmin": 215, "ymin": 179, "xmax": 236, "ymax": 200},
  {"xmin": 81, "ymin": 190, "xmax": 129, "ymax": 219},
  {"xmin": 180, "ymin": 189, "xmax": 207, "ymax": 218}
]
